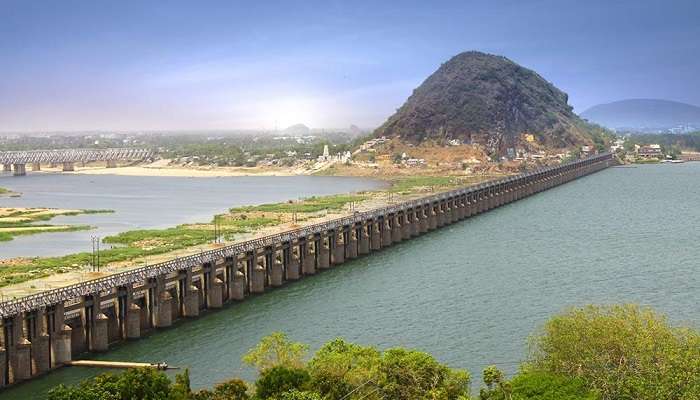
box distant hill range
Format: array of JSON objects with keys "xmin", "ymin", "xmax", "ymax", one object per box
[
  {"xmin": 282, "ymin": 123, "xmax": 311, "ymax": 136},
  {"xmin": 374, "ymin": 51, "xmax": 597, "ymax": 155},
  {"xmin": 581, "ymin": 99, "xmax": 700, "ymax": 132}
]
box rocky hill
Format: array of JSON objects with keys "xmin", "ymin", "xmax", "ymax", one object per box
[
  {"xmin": 581, "ymin": 99, "xmax": 700, "ymax": 131},
  {"xmin": 283, "ymin": 124, "xmax": 311, "ymax": 135},
  {"xmin": 375, "ymin": 51, "xmax": 596, "ymax": 155}
]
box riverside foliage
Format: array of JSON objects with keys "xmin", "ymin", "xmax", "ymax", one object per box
[{"xmin": 45, "ymin": 305, "xmax": 699, "ymax": 400}]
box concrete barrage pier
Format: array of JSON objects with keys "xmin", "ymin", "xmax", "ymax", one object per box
[{"xmin": 0, "ymin": 153, "xmax": 613, "ymax": 387}]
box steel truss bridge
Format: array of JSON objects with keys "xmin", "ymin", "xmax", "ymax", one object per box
[
  {"xmin": 0, "ymin": 148, "xmax": 153, "ymax": 165},
  {"xmin": 0, "ymin": 153, "xmax": 613, "ymax": 317}
]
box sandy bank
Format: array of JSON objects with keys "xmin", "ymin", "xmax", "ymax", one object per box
[{"xmin": 48, "ymin": 159, "xmax": 311, "ymax": 178}]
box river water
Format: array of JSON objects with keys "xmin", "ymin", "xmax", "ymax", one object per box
[
  {"xmin": 2, "ymin": 164, "xmax": 699, "ymax": 398},
  {"xmin": 0, "ymin": 173, "xmax": 386, "ymax": 259}
]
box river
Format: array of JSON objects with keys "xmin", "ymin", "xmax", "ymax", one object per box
[
  {"xmin": 0, "ymin": 173, "xmax": 386, "ymax": 259},
  {"xmin": 2, "ymin": 163, "xmax": 699, "ymax": 398}
]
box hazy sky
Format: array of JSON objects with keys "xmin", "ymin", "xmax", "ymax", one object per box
[{"xmin": 2, "ymin": 0, "xmax": 699, "ymax": 132}]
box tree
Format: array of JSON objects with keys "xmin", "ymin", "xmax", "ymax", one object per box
[
  {"xmin": 306, "ymin": 338, "xmax": 469, "ymax": 400},
  {"xmin": 478, "ymin": 370, "xmax": 597, "ymax": 400},
  {"xmin": 48, "ymin": 367, "xmax": 173, "ymax": 400},
  {"xmin": 307, "ymin": 338, "xmax": 382, "ymax": 399},
  {"xmin": 378, "ymin": 348, "xmax": 470, "ymax": 400},
  {"xmin": 274, "ymin": 390, "xmax": 323, "ymax": 400},
  {"xmin": 192, "ymin": 378, "xmax": 249, "ymax": 400},
  {"xmin": 508, "ymin": 371, "xmax": 597, "ymax": 400},
  {"xmin": 243, "ymin": 332, "xmax": 309, "ymax": 372},
  {"xmin": 480, "ymin": 365, "xmax": 511, "ymax": 400},
  {"xmin": 529, "ymin": 304, "xmax": 700, "ymax": 400},
  {"xmin": 170, "ymin": 369, "xmax": 193, "ymax": 400},
  {"xmin": 254, "ymin": 366, "xmax": 311, "ymax": 399},
  {"xmin": 211, "ymin": 379, "xmax": 249, "ymax": 400}
]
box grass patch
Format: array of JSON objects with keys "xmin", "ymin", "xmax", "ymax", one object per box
[
  {"xmin": 230, "ymin": 194, "xmax": 367, "ymax": 214},
  {"xmin": 389, "ymin": 176, "xmax": 463, "ymax": 193},
  {"xmin": 388, "ymin": 174, "xmax": 505, "ymax": 194},
  {"xmin": 0, "ymin": 216, "xmax": 278, "ymax": 288},
  {"xmin": 0, "ymin": 225, "xmax": 91, "ymax": 238},
  {"xmin": 0, "ymin": 187, "xmax": 9, "ymax": 194}
]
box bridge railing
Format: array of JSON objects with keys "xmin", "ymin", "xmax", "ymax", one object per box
[{"xmin": 0, "ymin": 148, "xmax": 153, "ymax": 165}]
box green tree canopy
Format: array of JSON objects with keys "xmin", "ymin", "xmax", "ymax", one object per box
[
  {"xmin": 528, "ymin": 304, "xmax": 700, "ymax": 400},
  {"xmin": 242, "ymin": 332, "xmax": 309, "ymax": 372},
  {"xmin": 254, "ymin": 366, "xmax": 311, "ymax": 399},
  {"xmin": 48, "ymin": 367, "xmax": 173, "ymax": 400}
]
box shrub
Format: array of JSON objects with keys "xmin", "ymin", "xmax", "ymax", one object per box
[
  {"xmin": 529, "ymin": 304, "xmax": 700, "ymax": 400},
  {"xmin": 47, "ymin": 367, "xmax": 172, "ymax": 400},
  {"xmin": 254, "ymin": 366, "xmax": 311, "ymax": 399},
  {"xmin": 243, "ymin": 332, "xmax": 308, "ymax": 372}
]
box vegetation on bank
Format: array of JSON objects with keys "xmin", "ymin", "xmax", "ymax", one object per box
[
  {"xmin": 0, "ymin": 176, "xmax": 483, "ymax": 289},
  {"xmin": 387, "ymin": 175, "xmax": 490, "ymax": 194},
  {"xmin": 0, "ymin": 215, "xmax": 277, "ymax": 288},
  {"xmin": 0, "ymin": 193, "xmax": 372, "ymax": 288},
  {"xmin": 528, "ymin": 304, "xmax": 700, "ymax": 399},
  {"xmin": 45, "ymin": 305, "xmax": 700, "ymax": 400},
  {"xmin": 0, "ymin": 225, "xmax": 91, "ymax": 243},
  {"xmin": 230, "ymin": 194, "xmax": 368, "ymax": 214},
  {"xmin": 0, "ymin": 187, "xmax": 10, "ymax": 194}
]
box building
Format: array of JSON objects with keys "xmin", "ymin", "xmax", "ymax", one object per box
[
  {"xmin": 638, "ymin": 144, "xmax": 662, "ymax": 159},
  {"xmin": 610, "ymin": 138, "xmax": 625, "ymax": 152},
  {"xmin": 405, "ymin": 158, "xmax": 426, "ymax": 167}
]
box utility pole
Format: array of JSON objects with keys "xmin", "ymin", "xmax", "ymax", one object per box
[
  {"xmin": 91, "ymin": 236, "xmax": 96, "ymax": 271},
  {"xmin": 91, "ymin": 236, "xmax": 101, "ymax": 272},
  {"xmin": 213, "ymin": 216, "xmax": 217, "ymax": 243}
]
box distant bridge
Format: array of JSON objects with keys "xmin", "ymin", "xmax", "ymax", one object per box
[{"xmin": 1, "ymin": 148, "xmax": 153, "ymax": 175}]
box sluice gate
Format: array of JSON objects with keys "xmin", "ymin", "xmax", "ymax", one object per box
[{"xmin": 0, "ymin": 153, "xmax": 613, "ymax": 387}]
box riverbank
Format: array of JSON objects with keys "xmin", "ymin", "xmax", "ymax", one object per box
[
  {"xmin": 36, "ymin": 159, "xmax": 311, "ymax": 177},
  {"xmin": 28, "ymin": 146, "xmax": 518, "ymax": 178}
]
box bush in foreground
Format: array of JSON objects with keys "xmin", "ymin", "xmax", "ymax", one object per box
[
  {"xmin": 47, "ymin": 305, "xmax": 700, "ymax": 400},
  {"xmin": 529, "ymin": 304, "xmax": 700, "ymax": 400}
]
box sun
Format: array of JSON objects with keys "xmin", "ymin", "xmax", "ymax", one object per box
[{"xmin": 261, "ymin": 97, "xmax": 317, "ymax": 130}]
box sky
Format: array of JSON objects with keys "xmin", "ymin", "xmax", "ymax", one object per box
[{"xmin": 1, "ymin": 0, "xmax": 699, "ymax": 132}]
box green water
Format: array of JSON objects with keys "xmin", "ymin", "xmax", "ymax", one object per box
[{"xmin": 4, "ymin": 163, "xmax": 699, "ymax": 398}]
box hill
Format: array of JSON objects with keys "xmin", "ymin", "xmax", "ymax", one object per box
[
  {"xmin": 374, "ymin": 51, "xmax": 596, "ymax": 155},
  {"xmin": 282, "ymin": 123, "xmax": 311, "ymax": 135},
  {"xmin": 581, "ymin": 99, "xmax": 700, "ymax": 131}
]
